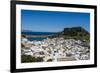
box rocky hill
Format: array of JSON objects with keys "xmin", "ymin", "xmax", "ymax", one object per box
[
  {"xmin": 63, "ymin": 27, "xmax": 89, "ymax": 36},
  {"xmin": 49, "ymin": 27, "xmax": 90, "ymax": 42}
]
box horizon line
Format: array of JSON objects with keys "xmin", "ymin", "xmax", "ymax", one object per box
[{"xmin": 21, "ymin": 26, "xmax": 89, "ymax": 33}]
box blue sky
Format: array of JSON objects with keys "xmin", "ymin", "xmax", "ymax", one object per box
[{"xmin": 21, "ymin": 10, "xmax": 90, "ymax": 32}]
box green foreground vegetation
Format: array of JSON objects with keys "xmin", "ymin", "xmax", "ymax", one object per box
[{"xmin": 21, "ymin": 55, "xmax": 43, "ymax": 63}]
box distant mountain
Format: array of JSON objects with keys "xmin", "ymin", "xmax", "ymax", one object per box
[{"xmin": 22, "ymin": 30, "xmax": 33, "ymax": 32}]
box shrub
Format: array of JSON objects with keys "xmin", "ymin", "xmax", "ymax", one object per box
[{"xmin": 21, "ymin": 55, "xmax": 43, "ymax": 63}]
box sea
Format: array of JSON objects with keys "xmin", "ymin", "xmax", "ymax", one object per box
[
  {"xmin": 27, "ymin": 37, "xmax": 47, "ymax": 41},
  {"xmin": 22, "ymin": 31, "xmax": 56, "ymax": 41}
]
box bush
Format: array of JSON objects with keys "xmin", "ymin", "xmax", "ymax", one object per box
[
  {"xmin": 47, "ymin": 59, "xmax": 53, "ymax": 62},
  {"xmin": 21, "ymin": 55, "xmax": 43, "ymax": 63}
]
